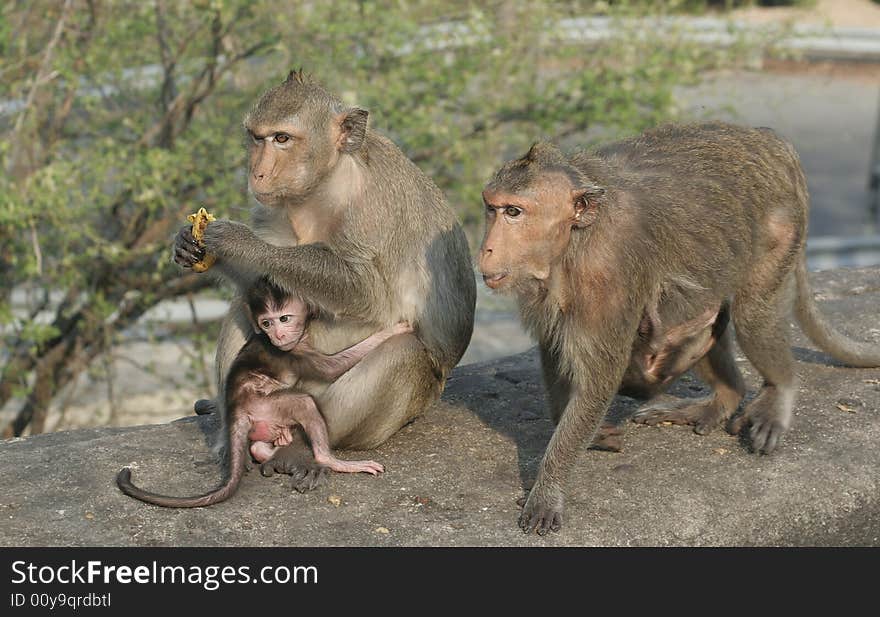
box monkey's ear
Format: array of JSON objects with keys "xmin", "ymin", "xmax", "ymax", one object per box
[
  {"xmin": 337, "ymin": 108, "xmax": 369, "ymax": 153},
  {"xmin": 570, "ymin": 185, "xmax": 604, "ymax": 228}
]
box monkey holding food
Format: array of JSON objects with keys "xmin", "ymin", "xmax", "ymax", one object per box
[
  {"xmin": 117, "ymin": 276, "xmax": 411, "ymax": 508},
  {"xmin": 480, "ymin": 122, "xmax": 880, "ymax": 534},
  {"xmin": 172, "ymin": 71, "xmax": 475, "ymax": 491}
]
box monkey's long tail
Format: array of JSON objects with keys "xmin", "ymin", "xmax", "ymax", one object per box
[
  {"xmin": 794, "ymin": 258, "xmax": 880, "ymax": 367},
  {"xmin": 116, "ymin": 419, "xmax": 249, "ymax": 508}
]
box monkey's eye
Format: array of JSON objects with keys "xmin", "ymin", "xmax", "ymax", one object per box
[
  {"xmin": 504, "ymin": 206, "xmax": 523, "ymax": 218},
  {"xmin": 279, "ymin": 315, "xmax": 291, "ymax": 323},
  {"xmin": 260, "ymin": 320, "xmax": 271, "ymax": 330},
  {"xmin": 274, "ymin": 133, "xmax": 291, "ymax": 144}
]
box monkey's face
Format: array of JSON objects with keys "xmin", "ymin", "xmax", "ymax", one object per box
[
  {"xmin": 479, "ymin": 174, "xmax": 588, "ymax": 292},
  {"xmin": 254, "ymin": 299, "xmax": 309, "ymax": 351},
  {"xmin": 243, "ymin": 84, "xmax": 368, "ymax": 208},
  {"xmin": 245, "ymin": 119, "xmax": 336, "ymax": 206}
]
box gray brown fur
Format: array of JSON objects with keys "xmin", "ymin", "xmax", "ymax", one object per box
[
  {"xmin": 480, "ymin": 122, "xmax": 880, "ymax": 534},
  {"xmin": 172, "ymin": 73, "xmax": 475, "ymax": 490}
]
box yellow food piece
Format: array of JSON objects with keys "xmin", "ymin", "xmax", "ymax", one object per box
[{"xmin": 186, "ymin": 207, "xmax": 217, "ymax": 272}]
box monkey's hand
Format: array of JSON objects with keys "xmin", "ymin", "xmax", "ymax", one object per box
[
  {"xmin": 517, "ymin": 483, "xmax": 564, "ymax": 535},
  {"xmin": 172, "ymin": 224, "xmax": 207, "ymax": 269}
]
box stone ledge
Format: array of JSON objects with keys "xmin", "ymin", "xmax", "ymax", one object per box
[{"xmin": 1, "ymin": 267, "xmax": 878, "ymax": 547}]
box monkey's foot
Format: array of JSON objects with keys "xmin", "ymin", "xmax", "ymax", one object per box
[
  {"xmin": 324, "ymin": 458, "xmax": 385, "ymax": 475},
  {"xmin": 589, "ymin": 422, "xmax": 623, "ymax": 452},
  {"xmin": 727, "ymin": 388, "xmax": 791, "ymax": 455},
  {"xmin": 516, "ymin": 484, "xmax": 564, "ymax": 535},
  {"xmin": 632, "ymin": 396, "xmax": 727, "ymax": 436},
  {"xmin": 260, "ymin": 445, "xmax": 329, "ymax": 493},
  {"xmin": 193, "ymin": 399, "xmax": 216, "ymax": 415}
]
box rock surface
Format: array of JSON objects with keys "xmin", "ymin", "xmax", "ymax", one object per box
[{"xmin": 1, "ymin": 268, "xmax": 879, "ymax": 547}]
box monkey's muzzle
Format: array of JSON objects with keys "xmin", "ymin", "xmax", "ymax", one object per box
[{"xmin": 482, "ymin": 273, "xmax": 508, "ymax": 289}]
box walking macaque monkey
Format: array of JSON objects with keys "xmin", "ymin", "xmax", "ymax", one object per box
[
  {"xmin": 117, "ymin": 278, "xmax": 409, "ymax": 508},
  {"xmin": 480, "ymin": 122, "xmax": 880, "ymax": 534},
  {"xmin": 172, "ymin": 70, "xmax": 475, "ymax": 491}
]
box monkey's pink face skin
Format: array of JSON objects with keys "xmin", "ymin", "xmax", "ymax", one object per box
[
  {"xmin": 479, "ymin": 177, "xmax": 581, "ymax": 292},
  {"xmin": 245, "ymin": 122, "xmax": 333, "ymax": 206},
  {"xmin": 254, "ymin": 299, "xmax": 309, "ymax": 351}
]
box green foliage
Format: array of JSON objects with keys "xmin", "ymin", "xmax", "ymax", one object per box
[
  {"xmin": 0, "ymin": 0, "xmax": 755, "ymax": 433},
  {"xmin": 0, "ymin": 0, "xmax": 276, "ymax": 432}
]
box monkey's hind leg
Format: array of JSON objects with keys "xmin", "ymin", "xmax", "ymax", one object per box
[
  {"xmin": 727, "ymin": 292, "xmax": 796, "ymax": 454},
  {"xmin": 261, "ymin": 333, "xmax": 438, "ymax": 489},
  {"xmin": 633, "ymin": 326, "xmax": 745, "ymax": 435},
  {"xmin": 259, "ymin": 429, "xmax": 330, "ymax": 493},
  {"xmin": 727, "ymin": 216, "xmax": 800, "ymax": 454},
  {"xmin": 321, "ymin": 457, "xmax": 384, "ymax": 475},
  {"xmin": 590, "ymin": 423, "xmax": 624, "ymax": 452},
  {"xmin": 195, "ymin": 299, "xmax": 251, "ymax": 417},
  {"xmin": 327, "ymin": 332, "xmax": 441, "ymax": 449}
]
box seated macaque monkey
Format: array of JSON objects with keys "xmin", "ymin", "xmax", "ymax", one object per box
[
  {"xmin": 172, "ymin": 71, "xmax": 476, "ymax": 494},
  {"xmin": 117, "ymin": 277, "xmax": 410, "ymax": 507}
]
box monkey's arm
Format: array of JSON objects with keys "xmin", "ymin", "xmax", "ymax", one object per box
[
  {"xmin": 521, "ymin": 341, "xmax": 631, "ymax": 535},
  {"xmin": 201, "ymin": 220, "xmax": 376, "ymax": 314},
  {"xmin": 172, "ymin": 225, "xmax": 260, "ymax": 285},
  {"xmin": 300, "ymin": 322, "xmax": 414, "ymax": 381}
]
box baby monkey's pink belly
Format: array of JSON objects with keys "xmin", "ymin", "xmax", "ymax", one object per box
[{"xmin": 243, "ymin": 394, "xmax": 295, "ymax": 462}]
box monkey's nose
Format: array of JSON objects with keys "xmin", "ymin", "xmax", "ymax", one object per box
[{"xmin": 478, "ymin": 248, "xmax": 494, "ymax": 272}]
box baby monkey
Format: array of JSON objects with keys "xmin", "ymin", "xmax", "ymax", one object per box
[
  {"xmin": 596, "ymin": 300, "xmax": 726, "ymax": 451},
  {"xmin": 621, "ymin": 301, "xmax": 727, "ymax": 400},
  {"xmin": 117, "ymin": 276, "xmax": 411, "ymax": 507}
]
